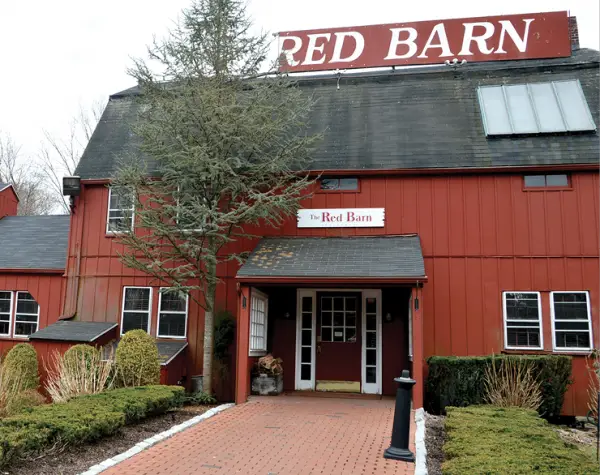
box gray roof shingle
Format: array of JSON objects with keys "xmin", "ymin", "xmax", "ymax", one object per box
[
  {"xmin": 102, "ymin": 339, "xmax": 188, "ymax": 365},
  {"xmin": 0, "ymin": 182, "xmax": 10, "ymax": 192},
  {"xmin": 0, "ymin": 215, "xmax": 70, "ymax": 270},
  {"xmin": 29, "ymin": 321, "xmax": 117, "ymax": 342},
  {"xmin": 75, "ymin": 49, "xmax": 599, "ymax": 179},
  {"xmin": 237, "ymin": 235, "xmax": 425, "ymax": 279}
]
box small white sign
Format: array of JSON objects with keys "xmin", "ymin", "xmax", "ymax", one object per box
[{"xmin": 297, "ymin": 208, "xmax": 385, "ymax": 228}]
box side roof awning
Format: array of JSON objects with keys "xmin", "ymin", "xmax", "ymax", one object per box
[{"xmin": 236, "ymin": 235, "xmax": 427, "ymax": 284}]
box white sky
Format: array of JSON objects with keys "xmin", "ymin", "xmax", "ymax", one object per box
[{"xmin": 0, "ymin": 0, "xmax": 598, "ymax": 160}]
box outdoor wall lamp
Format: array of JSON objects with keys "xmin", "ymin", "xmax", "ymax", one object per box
[{"xmin": 62, "ymin": 176, "xmax": 81, "ymax": 214}]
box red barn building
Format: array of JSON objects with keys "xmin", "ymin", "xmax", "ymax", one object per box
[{"xmin": 2, "ymin": 12, "xmax": 598, "ymax": 415}]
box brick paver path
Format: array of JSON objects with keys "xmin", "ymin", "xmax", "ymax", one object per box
[{"xmin": 103, "ymin": 396, "xmax": 416, "ymax": 475}]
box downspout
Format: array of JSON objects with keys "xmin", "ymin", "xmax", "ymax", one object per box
[{"xmin": 61, "ymin": 183, "xmax": 86, "ymax": 319}]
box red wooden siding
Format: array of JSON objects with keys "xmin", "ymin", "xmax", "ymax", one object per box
[
  {"xmin": 0, "ymin": 274, "xmax": 66, "ymax": 340},
  {"xmin": 0, "ymin": 187, "xmax": 18, "ymax": 218},
  {"xmin": 69, "ymin": 171, "xmax": 599, "ymax": 414}
]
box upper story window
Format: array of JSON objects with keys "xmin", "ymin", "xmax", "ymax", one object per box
[
  {"xmin": 319, "ymin": 177, "xmax": 359, "ymax": 191},
  {"xmin": 121, "ymin": 287, "xmax": 152, "ymax": 335},
  {"xmin": 524, "ymin": 174, "xmax": 569, "ymax": 189},
  {"xmin": 157, "ymin": 289, "xmax": 188, "ymax": 339},
  {"xmin": 14, "ymin": 292, "xmax": 40, "ymax": 337},
  {"xmin": 551, "ymin": 291, "xmax": 592, "ymax": 351},
  {"xmin": 0, "ymin": 291, "xmax": 13, "ymax": 336},
  {"xmin": 502, "ymin": 292, "xmax": 542, "ymax": 350},
  {"xmin": 107, "ymin": 187, "xmax": 134, "ymax": 233},
  {"xmin": 478, "ymin": 80, "xmax": 596, "ymax": 136}
]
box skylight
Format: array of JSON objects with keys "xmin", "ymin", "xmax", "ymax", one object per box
[{"xmin": 477, "ymin": 80, "xmax": 596, "ymax": 136}]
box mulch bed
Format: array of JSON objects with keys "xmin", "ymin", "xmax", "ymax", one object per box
[
  {"xmin": 6, "ymin": 405, "xmax": 216, "ymax": 475},
  {"xmin": 425, "ymin": 412, "xmax": 446, "ymax": 475}
]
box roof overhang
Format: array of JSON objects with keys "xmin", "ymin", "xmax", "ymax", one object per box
[
  {"xmin": 0, "ymin": 268, "xmax": 65, "ymax": 275},
  {"xmin": 236, "ymin": 235, "xmax": 426, "ymax": 284}
]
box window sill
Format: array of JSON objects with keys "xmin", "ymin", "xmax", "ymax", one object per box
[
  {"xmin": 522, "ymin": 187, "xmax": 573, "ymax": 192},
  {"xmin": 157, "ymin": 335, "xmax": 187, "ymax": 340},
  {"xmin": 249, "ymin": 350, "xmax": 267, "ymax": 357},
  {"xmin": 316, "ymin": 189, "xmax": 360, "ymax": 194},
  {"xmin": 502, "ymin": 348, "xmax": 593, "ymax": 356}
]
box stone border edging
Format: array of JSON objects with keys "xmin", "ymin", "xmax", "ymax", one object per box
[
  {"xmin": 414, "ymin": 408, "xmax": 428, "ymax": 475},
  {"xmin": 80, "ymin": 403, "xmax": 235, "ymax": 475}
]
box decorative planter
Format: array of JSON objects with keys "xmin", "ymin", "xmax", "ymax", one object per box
[{"xmin": 251, "ymin": 373, "xmax": 283, "ymax": 396}]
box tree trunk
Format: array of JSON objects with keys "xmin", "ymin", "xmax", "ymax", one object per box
[
  {"xmin": 203, "ymin": 307, "xmax": 214, "ymax": 394},
  {"xmin": 202, "ymin": 250, "xmax": 217, "ymax": 395}
]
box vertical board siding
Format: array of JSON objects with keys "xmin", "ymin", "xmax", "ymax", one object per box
[
  {"xmin": 0, "ymin": 274, "xmax": 65, "ymax": 339},
  {"xmin": 68, "ymin": 171, "xmax": 599, "ymax": 413},
  {"xmin": 0, "ymin": 188, "xmax": 18, "ymax": 218}
]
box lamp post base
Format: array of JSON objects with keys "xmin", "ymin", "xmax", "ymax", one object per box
[{"xmin": 383, "ymin": 446, "xmax": 415, "ymax": 462}]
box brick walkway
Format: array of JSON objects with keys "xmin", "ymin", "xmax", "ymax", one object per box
[{"xmin": 103, "ymin": 396, "xmax": 416, "ymax": 475}]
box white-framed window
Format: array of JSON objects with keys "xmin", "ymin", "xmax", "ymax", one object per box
[
  {"xmin": 157, "ymin": 288, "xmax": 188, "ymax": 339},
  {"xmin": 249, "ymin": 289, "xmax": 268, "ymax": 356},
  {"xmin": 106, "ymin": 186, "xmax": 135, "ymax": 233},
  {"xmin": 503, "ymin": 292, "xmax": 543, "ymax": 350},
  {"xmin": 320, "ymin": 295, "xmax": 357, "ymax": 342},
  {"xmin": 14, "ymin": 292, "xmax": 40, "ymax": 337},
  {"xmin": 551, "ymin": 291, "xmax": 593, "ymax": 351},
  {"xmin": 0, "ymin": 291, "xmax": 13, "ymax": 337},
  {"xmin": 121, "ymin": 287, "xmax": 152, "ymax": 335}
]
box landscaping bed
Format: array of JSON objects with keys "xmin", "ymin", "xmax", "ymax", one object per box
[
  {"xmin": 442, "ymin": 406, "xmax": 598, "ymax": 474},
  {"xmin": 6, "ymin": 404, "xmax": 215, "ymax": 475},
  {"xmin": 424, "ymin": 412, "xmax": 445, "ymax": 475},
  {"xmin": 0, "ymin": 386, "xmax": 185, "ymax": 469}
]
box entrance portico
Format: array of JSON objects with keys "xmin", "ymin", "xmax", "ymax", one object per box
[{"xmin": 235, "ymin": 235, "xmax": 427, "ymax": 407}]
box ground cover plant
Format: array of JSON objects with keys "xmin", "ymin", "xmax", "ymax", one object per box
[
  {"xmin": 442, "ymin": 406, "xmax": 598, "ymax": 474},
  {"xmin": 0, "ymin": 385, "xmax": 184, "ymax": 468}
]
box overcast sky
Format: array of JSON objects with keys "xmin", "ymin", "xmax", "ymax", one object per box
[{"xmin": 0, "ymin": 0, "xmax": 597, "ymax": 161}]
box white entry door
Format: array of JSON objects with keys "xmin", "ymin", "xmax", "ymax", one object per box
[
  {"xmin": 295, "ymin": 289, "xmax": 316, "ymax": 390},
  {"xmin": 361, "ymin": 290, "xmax": 382, "ymax": 394}
]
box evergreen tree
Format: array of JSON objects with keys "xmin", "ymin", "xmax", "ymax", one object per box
[{"xmin": 112, "ymin": 0, "xmax": 321, "ymax": 393}]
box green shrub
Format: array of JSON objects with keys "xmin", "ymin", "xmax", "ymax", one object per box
[
  {"xmin": 115, "ymin": 330, "xmax": 161, "ymax": 387},
  {"xmin": 4, "ymin": 390, "xmax": 45, "ymax": 416},
  {"xmin": 63, "ymin": 344, "xmax": 99, "ymax": 370},
  {"xmin": 0, "ymin": 385, "xmax": 183, "ymax": 468},
  {"xmin": 442, "ymin": 405, "xmax": 598, "ymax": 474},
  {"xmin": 186, "ymin": 391, "xmax": 217, "ymax": 405},
  {"xmin": 426, "ymin": 355, "xmax": 572, "ymax": 420},
  {"xmin": 214, "ymin": 310, "xmax": 235, "ymax": 362},
  {"xmin": 3, "ymin": 344, "xmax": 39, "ymax": 390}
]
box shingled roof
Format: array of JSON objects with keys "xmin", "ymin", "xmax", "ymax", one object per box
[
  {"xmin": 29, "ymin": 321, "xmax": 117, "ymax": 342},
  {"xmin": 0, "ymin": 182, "xmax": 10, "ymax": 192},
  {"xmin": 0, "ymin": 215, "xmax": 70, "ymax": 270},
  {"xmin": 75, "ymin": 48, "xmax": 599, "ymax": 179},
  {"xmin": 237, "ymin": 235, "xmax": 425, "ymax": 279}
]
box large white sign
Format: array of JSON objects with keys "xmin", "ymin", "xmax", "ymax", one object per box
[{"xmin": 297, "ymin": 208, "xmax": 385, "ymax": 228}]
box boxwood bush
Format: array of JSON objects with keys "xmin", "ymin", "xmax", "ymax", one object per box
[
  {"xmin": 116, "ymin": 330, "xmax": 161, "ymax": 387},
  {"xmin": 443, "ymin": 406, "xmax": 597, "ymax": 474},
  {"xmin": 3, "ymin": 343, "xmax": 39, "ymax": 390},
  {"xmin": 0, "ymin": 385, "xmax": 184, "ymax": 468},
  {"xmin": 426, "ymin": 355, "xmax": 572, "ymax": 420}
]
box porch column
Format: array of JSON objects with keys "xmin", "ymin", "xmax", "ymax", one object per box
[
  {"xmin": 235, "ymin": 284, "xmax": 252, "ymax": 404},
  {"xmin": 411, "ymin": 285, "xmax": 424, "ymax": 409}
]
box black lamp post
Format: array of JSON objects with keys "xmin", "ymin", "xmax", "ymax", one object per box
[{"xmin": 384, "ymin": 369, "xmax": 416, "ymax": 462}]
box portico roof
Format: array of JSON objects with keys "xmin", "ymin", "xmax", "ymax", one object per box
[{"xmin": 236, "ymin": 235, "xmax": 426, "ymax": 283}]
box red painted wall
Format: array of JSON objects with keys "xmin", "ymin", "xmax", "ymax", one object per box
[
  {"xmin": 0, "ymin": 273, "xmax": 66, "ymax": 341},
  {"xmin": 69, "ymin": 171, "xmax": 599, "ymax": 414},
  {"xmin": 0, "ymin": 186, "xmax": 18, "ymax": 218}
]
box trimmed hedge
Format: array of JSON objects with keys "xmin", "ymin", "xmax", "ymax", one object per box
[
  {"xmin": 3, "ymin": 343, "xmax": 39, "ymax": 390},
  {"xmin": 0, "ymin": 385, "xmax": 184, "ymax": 468},
  {"xmin": 116, "ymin": 330, "xmax": 161, "ymax": 387},
  {"xmin": 426, "ymin": 355, "xmax": 572, "ymax": 420},
  {"xmin": 443, "ymin": 406, "xmax": 597, "ymax": 474}
]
